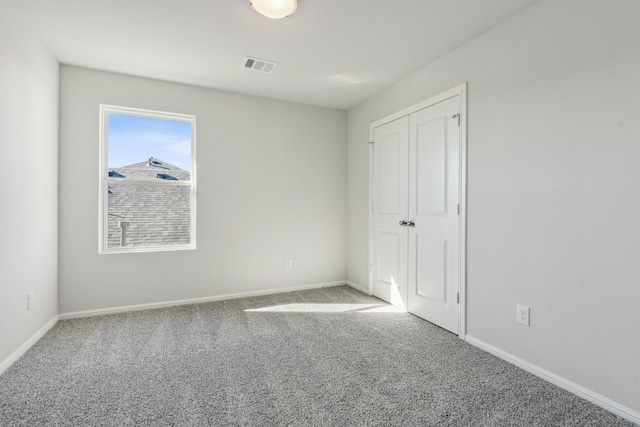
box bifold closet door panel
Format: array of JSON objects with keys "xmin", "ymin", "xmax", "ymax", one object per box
[
  {"xmin": 407, "ymin": 95, "xmax": 461, "ymax": 334},
  {"xmin": 371, "ymin": 116, "xmax": 409, "ymax": 308}
]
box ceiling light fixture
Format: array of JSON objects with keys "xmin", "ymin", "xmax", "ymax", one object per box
[{"xmin": 250, "ymin": 0, "xmax": 297, "ymax": 19}]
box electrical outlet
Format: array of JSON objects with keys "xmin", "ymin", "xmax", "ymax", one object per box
[
  {"xmin": 285, "ymin": 259, "xmax": 293, "ymax": 270},
  {"xmin": 516, "ymin": 304, "xmax": 529, "ymax": 326},
  {"xmin": 28, "ymin": 292, "xmax": 34, "ymax": 311}
]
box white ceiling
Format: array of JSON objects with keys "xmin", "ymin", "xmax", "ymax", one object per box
[{"xmin": 4, "ymin": 0, "xmax": 538, "ymax": 109}]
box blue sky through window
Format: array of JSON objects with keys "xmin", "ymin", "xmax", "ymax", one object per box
[{"xmin": 108, "ymin": 114, "xmax": 192, "ymax": 172}]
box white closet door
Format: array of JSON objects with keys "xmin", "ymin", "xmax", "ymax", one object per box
[
  {"xmin": 371, "ymin": 116, "xmax": 409, "ymax": 309},
  {"xmin": 407, "ymin": 95, "xmax": 461, "ymax": 334}
]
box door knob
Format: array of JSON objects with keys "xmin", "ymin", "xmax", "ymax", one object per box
[
  {"xmin": 407, "ymin": 221, "xmax": 415, "ymax": 227},
  {"xmin": 399, "ymin": 220, "xmax": 408, "ymax": 226}
]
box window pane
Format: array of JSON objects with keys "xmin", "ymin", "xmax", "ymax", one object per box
[
  {"xmin": 107, "ymin": 183, "xmax": 191, "ymax": 248},
  {"xmin": 108, "ymin": 114, "xmax": 192, "ymax": 173}
]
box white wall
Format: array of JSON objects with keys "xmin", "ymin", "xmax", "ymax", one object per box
[
  {"xmin": 0, "ymin": 27, "xmax": 59, "ymax": 364},
  {"xmin": 59, "ymin": 66, "xmax": 347, "ymax": 313},
  {"xmin": 348, "ymin": 0, "xmax": 640, "ymax": 416}
]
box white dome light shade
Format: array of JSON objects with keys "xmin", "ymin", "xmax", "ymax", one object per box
[{"xmin": 250, "ymin": 0, "xmax": 297, "ymax": 19}]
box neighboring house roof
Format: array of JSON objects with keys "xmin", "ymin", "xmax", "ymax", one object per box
[{"xmin": 107, "ymin": 158, "xmax": 191, "ymax": 248}]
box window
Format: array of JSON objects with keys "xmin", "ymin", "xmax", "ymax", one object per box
[{"xmin": 99, "ymin": 105, "xmax": 196, "ymax": 253}]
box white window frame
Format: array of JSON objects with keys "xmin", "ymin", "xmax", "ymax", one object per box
[{"xmin": 98, "ymin": 105, "xmax": 197, "ymax": 254}]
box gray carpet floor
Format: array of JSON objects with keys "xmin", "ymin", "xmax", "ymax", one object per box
[{"xmin": 0, "ymin": 285, "xmax": 634, "ymax": 426}]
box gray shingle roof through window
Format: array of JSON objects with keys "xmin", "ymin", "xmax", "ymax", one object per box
[{"xmin": 107, "ymin": 158, "xmax": 191, "ymax": 248}]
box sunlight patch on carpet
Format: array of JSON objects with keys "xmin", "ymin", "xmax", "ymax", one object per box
[{"xmin": 245, "ymin": 303, "xmax": 404, "ymax": 313}]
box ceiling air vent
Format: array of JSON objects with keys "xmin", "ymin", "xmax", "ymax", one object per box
[{"xmin": 242, "ymin": 56, "xmax": 278, "ymax": 73}]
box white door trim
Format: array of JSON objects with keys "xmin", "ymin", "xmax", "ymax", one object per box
[{"xmin": 368, "ymin": 83, "xmax": 468, "ymax": 339}]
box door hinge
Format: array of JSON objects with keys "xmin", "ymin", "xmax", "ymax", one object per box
[
  {"xmin": 452, "ymin": 113, "xmax": 461, "ymax": 126},
  {"xmin": 457, "ymin": 204, "xmax": 460, "ymax": 215},
  {"xmin": 457, "ymin": 293, "xmax": 460, "ymax": 304},
  {"xmin": 368, "ymin": 141, "xmax": 374, "ymax": 150}
]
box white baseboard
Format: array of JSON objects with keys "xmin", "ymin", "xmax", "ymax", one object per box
[
  {"xmin": 465, "ymin": 335, "xmax": 640, "ymax": 425},
  {"xmin": 346, "ymin": 281, "xmax": 370, "ymax": 295},
  {"xmin": 0, "ymin": 316, "xmax": 59, "ymax": 377},
  {"xmin": 59, "ymin": 281, "xmax": 348, "ymax": 320}
]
